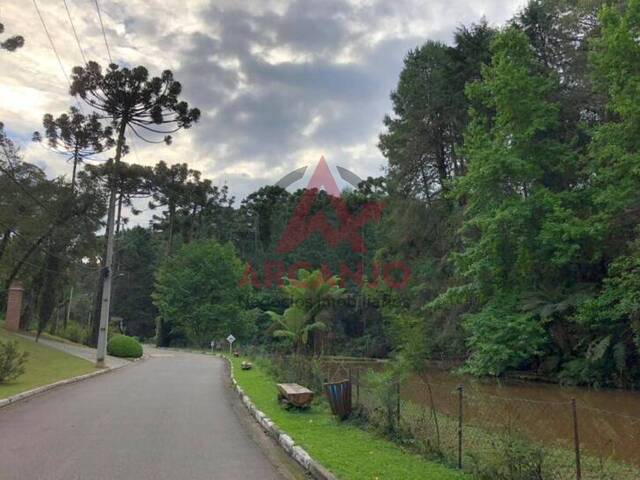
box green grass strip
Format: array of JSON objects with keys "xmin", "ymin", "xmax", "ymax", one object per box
[
  {"xmin": 0, "ymin": 328, "xmax": 96, "ymax": 399},
  {"xmin": 230, "ymin": 356, "xmax": 466, "ymax": 480}
]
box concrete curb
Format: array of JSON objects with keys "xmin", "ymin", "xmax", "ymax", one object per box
[
  {"xmin": 223, "ymin": 356, "xmax": 337, "ymax": 480},
  {"xmin": 0, "ymin": 354, "xmax": 145, "ymax": 410}
]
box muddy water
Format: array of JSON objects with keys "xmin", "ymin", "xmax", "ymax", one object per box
[{"xmin": 324, "ymin": 359, "xmax": 640, "ymax": 467}]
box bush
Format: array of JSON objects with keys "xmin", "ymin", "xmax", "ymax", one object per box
[
  {"xmin": 256, "ymin": 354, "xmax": 325, "ymax": 394},
  {"xmin": 107, "ymin": 335, "xmax": 143, "ymax": 358},
  {"xmin": 463, "ymin": 295, "xmax": 548, "ymax": 376},
  {"xmin": 0, "ymin": 340, "xmax": 29, "ymax": 383},
  {"xmin": 59, "ymin": 322, "xmax": 88, "ymax": 344}
]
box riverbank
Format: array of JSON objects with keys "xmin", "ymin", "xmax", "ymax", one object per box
[{"xmin": 229, "ymin": 355, "xmax": 466, "ymax": 480}]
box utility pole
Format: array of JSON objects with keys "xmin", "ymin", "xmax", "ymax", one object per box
[{"xmin": 96, "ymin": 121, "xmax": 126, "ymax": 367}]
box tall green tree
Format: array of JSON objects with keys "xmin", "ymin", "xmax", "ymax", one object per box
[
  {"xmin": 70, "ymin": 62, "xmax": 200, "ymax": 348},
  {"xmin": 33, "ymin": 107, "xmax": 114, "ymax": 192},
  {"xmin": 152, "ymin": 240, "xmax": 247, "ymax": 347},
  {"xmin": 111, "ymin": 227, "xmax": 159, "ymax": 339}
]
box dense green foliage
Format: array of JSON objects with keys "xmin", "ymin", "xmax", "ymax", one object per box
[
  {"xmin": 370, "ymin": 0, "xmax": 640, "ymax": 387},
  {"xmin": 3, "ymin": 0, "xmax": 640, "ymax": 389},
  {"xmin": 152, "ymin": 240, "xmax": 248, "ymax": 347},
  {"xmin": 268, "ymin": 269, "xmax": 346, "ymax": 354},
  {"xmin": 106, "ymin": 335, "xmax": 143, "ymax": 358}
]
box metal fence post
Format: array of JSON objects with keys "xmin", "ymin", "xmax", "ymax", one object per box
[
  {"xmin": 571, "ymin": 398, "xmax": 582, "ymax": 480},
  {"xmin": 356, "ymin": 369, "xmax": 360, "ymax": 405},
  {"xmin": 457, "ymin": 384, "xmax": 464, "ymax": 469}
]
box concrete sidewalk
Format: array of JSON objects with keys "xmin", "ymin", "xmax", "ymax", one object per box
[{"xmin": 16, "ymin": 334, "xmax": 130, "ymax": 368}]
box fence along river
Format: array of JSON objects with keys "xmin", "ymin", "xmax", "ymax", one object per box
[{"xmin": 323, "ymin": 358, "xmax": 640, "ymax": 470}]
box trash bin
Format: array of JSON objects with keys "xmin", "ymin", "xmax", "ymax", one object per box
[{"xmin": 324, "ymin": 380, "xmax": 352, "ymax": 419}]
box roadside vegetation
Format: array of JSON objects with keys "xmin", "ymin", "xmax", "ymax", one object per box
[
  {"xmin": 2, "ymin": 1, "xmax": 640, "ymax": 477},
  {"xmin": 106, "ymin": 335, "xmax": 143, "ymax": 358},
  {"xmin": 1, "ymin": 0, "xmax": 635, "ymax": 390},
  {"xmin": 0, "ymin": 328, "xmax": 94, "ymax": 399},
  {"xmin": 230, "ymin": 355, "xmax": 466, "ymax": 480}
]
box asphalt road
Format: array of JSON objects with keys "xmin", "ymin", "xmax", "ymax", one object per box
[{"xmin": 0, "ymin": 351, "xmax": 298, "ymax": 480}]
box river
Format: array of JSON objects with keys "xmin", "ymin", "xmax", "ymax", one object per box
[{"xmin": 323, "ymin": 358, "xmax": 640, "ymax": 469}]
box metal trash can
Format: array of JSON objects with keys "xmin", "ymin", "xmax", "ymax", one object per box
[{"xmin": 324, "ymin": 380, "xmax": 352, "ymax": 419}]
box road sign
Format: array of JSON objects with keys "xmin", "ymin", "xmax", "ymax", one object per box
[{"xmin": 226, "ymin": 334, "xmax": 236, "ymax": 355}]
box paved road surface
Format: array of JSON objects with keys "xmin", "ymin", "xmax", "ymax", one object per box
[{"xmin": 0, "ymin": 351, "xmax": 297, "ymax": 480}]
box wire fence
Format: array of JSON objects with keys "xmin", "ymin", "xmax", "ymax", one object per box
[{"xmin": 322, "ymin": 361, "xmax": 640, "ymax": 480}]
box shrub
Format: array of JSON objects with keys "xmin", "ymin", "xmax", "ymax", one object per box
[
  {"xmin": 59, "ymin": 322, "xmax": 88, "ymax": 344},
  {"xmin": 107, "ymin": 335, "xmax": 143, "ymax": 358},
  {"xmin": 463, "ymin": 295, "xmax": 548, "ymax": 376},
  {"xmin": 361, "ymin": 367, "xmax": 407, "ymax": 435},
  {"xmin": 256, "ymin": 353, "xmax": 325, "ymax": 394},
  {"xmin": 0, "ymin": 340, "xmax": 29, "ymax": 383}
]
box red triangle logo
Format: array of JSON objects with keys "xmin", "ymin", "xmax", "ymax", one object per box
[{"xmin": 306, "ymin": 156, "xmax": 341, "ymax": 197}]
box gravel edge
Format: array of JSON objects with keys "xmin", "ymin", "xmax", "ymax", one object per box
[{"xmin": 223, "ymin": 356, "xmax": 337, "ymax": 480}]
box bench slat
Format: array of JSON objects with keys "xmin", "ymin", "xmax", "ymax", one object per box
[{"xmin": 276, "ymin": 383, "xmax": 314, "ymax": 407}]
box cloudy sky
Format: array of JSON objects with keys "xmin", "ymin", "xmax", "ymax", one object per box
[{"xmin": 1, "ymin": 0, "xmax": 524, "ymax": 204}]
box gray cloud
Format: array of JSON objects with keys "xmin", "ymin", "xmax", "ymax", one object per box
[{"xmin": 0, "ymin": 0, "xmax": 525, "ymax": 205}]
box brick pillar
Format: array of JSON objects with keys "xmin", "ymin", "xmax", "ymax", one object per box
[{"xmin": 5, "ymin": 281, "xmax": 24, "ymax": 332}]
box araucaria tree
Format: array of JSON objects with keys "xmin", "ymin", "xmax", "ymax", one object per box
[
  {"xmin": 69, "ymin": 62, "xmax": 200, "ymax": 360},
  {"xmin": 33, "ymin": 107, "xmax": 114, "ymax": 191}
]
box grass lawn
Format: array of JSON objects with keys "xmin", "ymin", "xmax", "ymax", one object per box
[
  {"xmin": 229, "ymin": 356, "xmax": 466, "ymax": 480},
  {"xmin": 0, "ymin": 328, "xmax": 96, "ymax": 399}
]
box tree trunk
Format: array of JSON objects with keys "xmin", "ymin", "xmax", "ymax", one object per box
[
  {"xmin": 167, "ymin": 201, "xmax": 176, "ymax": 255},
  {"xmin": 0, "ymin": 227, "xmax": 12, "ymax": 265},
  {"xmin": 36, "ymin": 250, "xmax": 60, "ymax": 340},
  {"xmin": 116, "ymin": 191, "xmax": 124, "ymax": 235},
  {"xmin": 71, "ymin": 145, "xmax": 80, "ymax": 194},
  {"xmin": 4, "ymin": 223, "xmax": 57, "ymax": 291}
]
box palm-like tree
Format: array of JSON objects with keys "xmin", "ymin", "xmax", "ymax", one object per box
[
  {"xmin": 269, "ymin": 269, "xmax": 345, "ymax": 355},
  {"xmin": 268, "ymin": 306, "xmax": 327, "ymax": 355}
]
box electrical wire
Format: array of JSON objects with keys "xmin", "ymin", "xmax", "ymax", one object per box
[
  {"xmin": 62, "ymin": 0, "xmax": 87, "ymax": 64},
  {"xmin": 93, "ymin": 0, "xmax": 113, "ymax": 64},
  {"xmin": 32, "ymin": 0, "xmax": 70, "ymax": 85},
  {"xmin": 32, "ymin": 0, "xmax": 84, "ymax": 113}
]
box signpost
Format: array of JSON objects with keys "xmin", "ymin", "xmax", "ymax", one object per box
[{"xmin": 226, "ymin": 334, "xmax": 236, "ymax": 355}]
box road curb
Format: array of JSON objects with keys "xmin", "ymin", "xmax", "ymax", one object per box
[
  {"xmin": 0, "ymin": 354, "xmax": 145, "ymax": 410},
  {"xmin": 222, "ymin": 356, "xmax": 337, "ymax": 480}
]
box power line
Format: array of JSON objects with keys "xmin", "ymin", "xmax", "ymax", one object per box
[
  {"xmin": 32, "ymin": 0, "xmax": 70, "ymax": 85},
  {"xmin": 32, "ymin": 0, "xmax": 84, "ymax": 113},
  {"xmin": 62, "ymin": 0, "xmax": 87, "ymax": 64},
  {"xmin": 93, "ymin": 0, "xmax": 113, "ymax": 64}
]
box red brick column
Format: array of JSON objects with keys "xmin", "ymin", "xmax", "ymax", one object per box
[{"xmin": 5, "ymin": 281, "xmax": 24, "ymax": 332}]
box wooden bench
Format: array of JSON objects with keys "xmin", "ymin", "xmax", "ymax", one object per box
[{"xmin": 276, "ymin": 383, "xmax": 314, "ymax": 408}]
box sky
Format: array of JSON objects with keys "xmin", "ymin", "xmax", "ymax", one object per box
[{"xmin": 0, "ymin": 0, "xmax": 525, "ymax": 210}]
